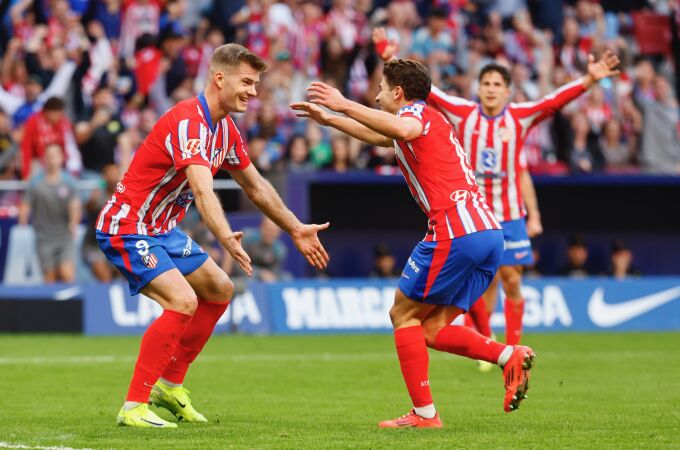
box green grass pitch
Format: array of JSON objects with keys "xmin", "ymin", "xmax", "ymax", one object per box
[{"xmin": 1, "ymin": 332, "xmax": 679, "ymax": 449}]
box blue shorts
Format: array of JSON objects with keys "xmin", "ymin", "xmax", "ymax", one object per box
[
  {"xmin": 500, "ymin": 218, "xmax": 534, "ymax": 266},
  {"xmin": 96, "ymin": 228, "xmax": 209, "ymax": 295},
  {"xmin": 398, "ymin": 230, "xmax": 503, "ymax": 310}
]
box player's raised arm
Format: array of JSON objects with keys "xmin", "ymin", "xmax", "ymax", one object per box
[
  {"xmin": 307, "ymin": 81, "xmax": 423, "ymax": 141},
  {"xmin": 513, "ymin": 49, "xmax": 620, "ymax": 127},
  {"xmin": 185, "ymin": 164, "xmax": 253, "ymax": 276},
  {"xmin": 290, "ymin": 101, "xmax": 393, "ymax": 147},
  {"xmin": 229, "ymin": 164, "xmax": 330, "ymax": 270}
]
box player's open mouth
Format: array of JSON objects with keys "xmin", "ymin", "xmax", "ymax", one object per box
[{"xmin": 239, "ymin": 96, "xmax": 249, "ymax": 104}]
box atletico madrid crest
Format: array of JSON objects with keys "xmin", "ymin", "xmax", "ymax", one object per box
[{"xmin": 142, "ymin": 253, "xmax": 158, "ymax": 269}]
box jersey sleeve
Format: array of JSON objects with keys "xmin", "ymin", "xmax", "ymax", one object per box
[
  {"xmin": 427, "ymin": 85, "xmax": 477, "ymax": 124},
  {"xmin": 510, "ymin": 78, "xmax": 587, "ymax": 136},
  {"xmin": 220, "ymin": 117, "xmax": 251, "ymax": 171},
  {"xmin": 170, "ymin": 118, "xmax": 211, "ymax": 171}
]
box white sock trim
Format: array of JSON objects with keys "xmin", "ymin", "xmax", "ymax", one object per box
[
  {"xmin": 497, "ymin": 346, "xmax": 514, "ymax": 367},
  {"xmin": 159, "ymin": 377, "xmax": 182, "ymax": 388},
  {"xmin": 123, "ymin": 401, "xmax": 142, "ymax": 411},
  {"xmin": 414, "ymin": 404, "xmax": 436, "ymax": 419}
]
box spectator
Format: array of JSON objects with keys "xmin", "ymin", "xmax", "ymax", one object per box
[
  {"xmin": 306, "ymin": 121, "xmax": 332, "ymax": 168},
  {"xmin": 20, "ymin": 96, "xmax": 82, "ymax": 179},
  {"xmin": 409, "ymin": 6, "xmax": 455, "ymax": 86},
  {"xmin": 600, "ymin": 118, "xmax": 635, "ymax": 171},
  {"xmin": 370, "ymin": 243, "xmax": 400, "ymax": 278},
  {"xmin": 559, "ymin": 234, "xmax": 590, "ymax": 277},
  {"xmin": 17, "ymin": 143, "xmax": 80, "ymax": 283},
  {"xmin": 242, "ymin": 216, "xmax": 289, "ymax": 282},
  {"xmin": 639, "ymin": 75, "xmax": 680, "ymax": 174},
  {"xmin": 75, "ymin": 86, "xmax": 132, "ymax": 176},
  {"xmin": 81, "ymin": 163, "xmax": 121, "ymax": 282},
  {"xmin": 607, "ymin": 239, "xmax": 641, "ymax": 279},
  {"xmin": 329, "ymin": 133, "xmax": 354, "ymax": 173},
  {"xmin": 568, "ymin": 113, "xmax": 600, "ymax": 173},
  {"xmin": 282, "ymin": 134, "xmax": 314, "ymax": 173},
  {"xmin": 0, "ymin": 36, "xmax": 77, "ymax": 126}
]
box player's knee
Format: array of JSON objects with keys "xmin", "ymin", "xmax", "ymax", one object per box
[
  {"xmin": 203, "ymin": 272, "xmax": 234, "ymax": 301},
  {"xmin": 168, "ymin": 289, "xmax": 198, "ymax": 315},
  {"xmin": 422, "ymin": 326, "xmax": 440, "ymax": 348},
  {"xmin": 502, "ymin": 272, "xmax": 522, "ymax": 297}
]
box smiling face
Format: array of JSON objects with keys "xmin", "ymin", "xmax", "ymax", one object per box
[
  {"xmin": 214, "ymin": 62, "xmax": 261, "ymax": 113},
  {"xmin": 478, "ymin": 71, "xmax": 511, "ymax": 114}
]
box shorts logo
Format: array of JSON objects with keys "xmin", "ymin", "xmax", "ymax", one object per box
[
  {"xmin": 514, "ymin": 250, "xmax": 530, "ymax": 260},
  {"xmin": 185, "ymin": 139, "xmax": 202, "ymax": 157},
  {"xmin": 142, "ymin": 253, "xmax": 158, "ymax": 269},
  {"xmin": 182, "ymin": 237, "xmax": 192, "ymax": 257},
  {"xmin": 408, "ymin": 257, "xmax": 420, "ymax": 273}
]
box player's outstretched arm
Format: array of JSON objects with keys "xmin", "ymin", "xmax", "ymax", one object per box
[
  {"xmin": 290, "ymin": 101, "xmax": 393, "ymax": 147},
  {"xmin": 513, "ymin": 49, "xmax": 620, "ymax": 128},
  {"xmin": 520, "ymin": 169, "xmax": 543, "ymax": 238},
  {"xmin": 307, "ymin": 82, "xmax": 423, "ymax": 141},
  {"xmin": 185, "ymin": 164, "xmax": 253, "ymax": 276},
  {"xmin": 230, "ymin": 164, "xmax": 330, "ymax": 270}
]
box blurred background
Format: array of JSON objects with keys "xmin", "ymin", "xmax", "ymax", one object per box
[{"xmin": 0, "ymin": 0, "xmax": 679, "ymax": 334}]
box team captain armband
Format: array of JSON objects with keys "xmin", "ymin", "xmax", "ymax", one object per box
[{"xmin": 397, "ymin": 103, "xmax": 425, "ymax": 120}]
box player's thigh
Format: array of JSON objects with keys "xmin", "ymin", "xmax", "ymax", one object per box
[
  {"xmin": 142, "ymin": 268, "xmax": 198, "ymax": 314},
  {"xmin": 389, "ymin": 288, "xmax": 437, "ymax": 329},
  {"xmin": 57, "ymin": 261, "xmax": 75, "ymax": 283},
  {"xmin": 184, "ymin": 256, "xmax": 234, "ymax": 302}
]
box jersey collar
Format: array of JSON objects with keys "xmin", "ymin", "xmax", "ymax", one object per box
[
  {"xmin": 478, "ymin": 104, "xmax": 507, "ymax": 120},
  {"xmin": 197, "ymin": 91, "xmax": 216, "ymax": 133}
]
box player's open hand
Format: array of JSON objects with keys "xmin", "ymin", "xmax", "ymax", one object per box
[
  {"xmin": 587, "ymin": 49, "xmax": 620, "ymax": 81},
  {"xmin": 291, "ymin": 222, "xmax": 331, "ymax": 270},
  {"xmin": 290, "ymin": 101, "xmax": 331, "ymax": 126},
  {"xmin": 223, "ymin": 231, "xmax": 253, "ymax": 277},
  {"xmin": 372, "ymin": 27, "xmax": 398, "ymax": 61},
  {"xmin": 526, "ymin": 216, "xmax": 543, "ymax": 238},
  {"xmin": 307, "ymin": 82, "xmax": 349, "ymax": 113}
]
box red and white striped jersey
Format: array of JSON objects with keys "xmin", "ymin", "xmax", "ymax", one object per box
[
  {"xmin": 394, "ymin": 101, "xmax": 501, "ymax": 242},
  {"xmin": 96, "ymin": 93, "xmax": 250, "ymax": 236},
  {"xmin": 428, "ymin": 79, "xmax": 587, "ymax": 222}
]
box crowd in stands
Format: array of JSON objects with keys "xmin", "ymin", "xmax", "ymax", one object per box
[{"xmin": 0, "ymin": 0, "xmax": 676, "ymax": 282}]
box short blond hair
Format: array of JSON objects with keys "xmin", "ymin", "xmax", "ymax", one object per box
[{"xmin": 209, "ymin": 43, "xmax": 267, "ymax": 74}]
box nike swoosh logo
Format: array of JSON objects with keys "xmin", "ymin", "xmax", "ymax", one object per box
[
  {"xmin": 587, "ymin": 286, "xmax": 680, "ymax": 327},
  {"xmin": 140, "ymin": 418, "xmax": 165, "ymax": 427},
  {"xmin": 177, "ymin": 400, "xmax": 186, "ymax": 408},
  {"xmin": 514, "ymin": 251, "xmax": 529, "ymax": 260}
]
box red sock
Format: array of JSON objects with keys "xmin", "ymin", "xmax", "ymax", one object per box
[
  {"xmin": 161, "ymin": 300, "xmax": 229, "ymax": 385},
  {"xmin": 126, "ymin": 309, "xmax": 192, "ymax": 402},
  {"xmin": 430, "ymin": 325, "xmax": 506, "ymax": 363},
  {"xmin": 463, "ymin": 312, "xmax": 475, "ymax": 330},
  {"xmin": 504, "ymin": 298, "xmax": 525, "ymax": 345},
  {"xmin": 394, "ymin": 326, "xmax": 432, "ymax": 407},
  {"xmin": 467, "ymin": 298, "xmax": 491, "ymax": 337}
]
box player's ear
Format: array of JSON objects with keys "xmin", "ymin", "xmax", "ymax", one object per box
[{"xmin": 215, "ymin": 71, "xmax": 224, "ymax": 89}]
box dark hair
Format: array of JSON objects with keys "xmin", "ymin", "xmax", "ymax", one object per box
[
  {"xmin": 43, "ymin": 97, "xmax": 65, "ymax": 111},
  {"xmin": 479, "ymin": 63, "xmax": 512, "ymax": 86},
  {"xmin": 383, "ymin": 59, "xmax": 431, "ymax": 101},
  {"xmin": 210, "ymin": 43, "xmax": 267, "ymax": 74}
]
